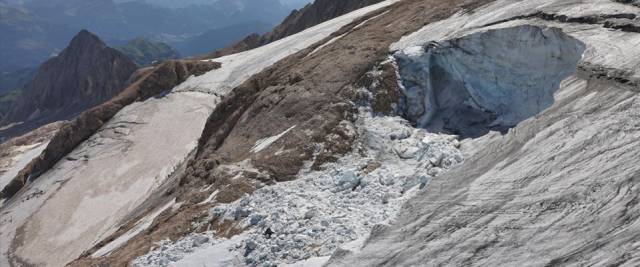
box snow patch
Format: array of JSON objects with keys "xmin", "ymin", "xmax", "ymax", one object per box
[
  {"xmin": 174, "ymin": 0, "xmax": 400, "ymax": 95},
  {"xmin": 198, "ymin": 190, "xmax": 219, "ymax": 205},
  {"xmin": 354, "ymin": 10, "xmax": 390, "ymax": 29},
  {"xmin": 251, "ymin": 125, "xmax": 297, "ymax": 154},
  {"xmin": 306, "ymin": 32, "xmax": 349, "ymax": 57}
]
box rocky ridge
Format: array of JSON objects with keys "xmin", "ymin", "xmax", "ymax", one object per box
[
  {"xmin": 0, "ymin": 1, "xmax": 406, "ymax": 266},
  {"xmin": 4, "ymin": 0, "xmax": 639, "ymax": 267},
  {"xmin": 204, "ymin": 0, "xmax": 385, "ymax": 58},
  {"xmin": 73, "ymin": 0, "xmax": 491, "ymax": 266}
]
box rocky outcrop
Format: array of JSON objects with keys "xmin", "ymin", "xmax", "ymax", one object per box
[
  {"xmin": 70, "ymin": 1, "xmax": 496, "ymax": 266},
  {"xmin": 0, "ymin": 59, "xmax": 219, "ymax": 201},
  {"xmin": 11, "ymin": 0, "xmax": 640, "ymax": 266},
  {"xmin": 0, "ymin": 30, "xmax": 137, "ymax": 141},
  {"xmin": 203, "ymin": 0, "xmax": 386, "ymax": 59},
  {"xmin": 3, "ymin": 1, "xmax": 403, "ymax": 263},
  {"xmin": 263, "ymin": 0, "xmax": 386, "ymax": 42}
]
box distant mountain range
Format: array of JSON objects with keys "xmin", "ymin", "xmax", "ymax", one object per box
[
  {"xmin": 115, "ymin": 0, "xmax": 312, "ymax": 9},
  {"xmin": 0, "ymin": 0, "xmax": 300, "ymax": 74},
  {"xmin": 116, "ymin": 37, "xmax": 180, "ymax": 66},
  {"xmin": 175, "ymin": 21, "xmax": 273, "ymax": 57}
]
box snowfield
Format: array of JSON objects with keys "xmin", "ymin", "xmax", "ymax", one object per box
[
  {"xmin": 0, "ymin": 0, "xmax": 401, "ymax": 266},
  {"xmin": 331, "ymin": 0, "xmax": 640, "ymax": 266},
  {"xmin": 133, "ymin": 0, "xmax": 640, "ymax": 266},
  {"xmin": 7, "ymin": 0, "xmax": 636, "ymax": 266}
]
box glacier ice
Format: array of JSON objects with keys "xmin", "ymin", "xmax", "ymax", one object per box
[{"xmin": 395, "ymin": 25, "xmax": 585, "ymax": 138}]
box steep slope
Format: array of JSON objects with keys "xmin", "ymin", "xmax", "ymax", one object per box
[
  {"xmin": 0, "ymin": 122, "xmax": 61, "ymax": 195},
  {"xmin": 204, "ymin": 0, "xmax": 386, "ymax": 58},
  {"xmin": 0, "ymin": 1, "xmax": 400, "ymax": 266},
  {"xmin": 5, "ymin": 0, "xmax": 639, "ymax": 267},
  {"xmin": 1, "ymin": 0, "xmax": 292, "ymax": 73},
  {"xmin": 0, "ymin": 29, "xmax": 137, "ymax": 141},
  {"xmin": 263, "ymin": 0, "xmax": 386, "ymax": 42},
  {"xmin": 332, "ymin": 0, "xmax": 640, "ymax": 266},
  {"xmin": 71, "ymin": 1, "xmax": 495, "ymax": 266},
  {"xmin": 117, "ymin": 37, "xmax": 180, "ymax": 66}
]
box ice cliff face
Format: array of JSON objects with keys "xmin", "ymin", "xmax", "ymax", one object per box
[
  {"xmin": 3, "ymin": 0, "xmax": 640, "ymax": 266},
  {"xmin": 0, "ymin": 1, "xmax": 401, "ymax": 266},
  {"xmin": 333, "ymin": 0, "xmax": 640, "ymax": 266},
  {"xmin": 395, "ymin": 25, "xmax": 585, "ymax": 137}
]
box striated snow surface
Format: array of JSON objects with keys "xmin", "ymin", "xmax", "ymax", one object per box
[
  {"xmin": 133, "ymin": 105, "xmax": 464, "ymax": 267},
  {"xmin": 332, "ymin": 0, "xmax": 640, "ymax": 266},
  {"xmin": 0, "ymin": 142, "xmax": 48, "ymax": 194}
]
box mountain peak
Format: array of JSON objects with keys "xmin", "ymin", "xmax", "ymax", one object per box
[
  {"xmin": 68, "ymin": 29, "xmax": 105, "ymax": 50},
  {"xmin": 1, "ymin": 29, "xmax": 137, "ymax": 137}
]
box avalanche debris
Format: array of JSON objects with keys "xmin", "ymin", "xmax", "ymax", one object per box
[{"xmin": 134, "ymin": 101, "xmax": 464, "ymax": 266}]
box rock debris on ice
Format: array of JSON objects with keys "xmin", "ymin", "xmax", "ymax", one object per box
[{"xmin": 134, "ymin": 104, "xmax": 464, "ymax": 266}]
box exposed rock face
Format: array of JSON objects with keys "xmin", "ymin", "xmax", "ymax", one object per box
[
  {"xmin": 204, "ymin": 0, "xmax": 385, "ymax": 58},
  {"xmin": 7, "ymin": 0, "xmax": 640, "ymax": 267},
  {"xmin": 0, "ymin": 29, "xmax": 137, "ymax": 140},
  {"xmin": 2, "ymin": 0, "xmax": 394, "ymax": 262},
  {"xmin": 66, "ymin": 1, "xmax": 494, "ymax": 266},
  {"xmin": 263, "ymin": 0, "xmax": 386, "ymax": 43}
]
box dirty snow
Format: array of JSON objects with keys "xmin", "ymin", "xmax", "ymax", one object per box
[
  {"xmin": 132, "ymin": 232, "xmax": 248, "ymax": 267},
  {"xmin": 330, "ymin": 1, "xmax": 640, "ymax": 266},
  {"xmin": 134, "ymin": 102, "xmax": 464, "ymax": 267},
  {"xmin": 0, "ymin": 142, "xmax": 47, "ymax": 193},
  {"xmin": 251, "ymin": 125, "xmax": 297, "ymax": 153},
  {"xmin": 390, "ymin": 0, "xmax": 640, "ymax": 78},
  {"xmin": 92, "ymin": 199, "xmax": 177, "ymax": 258},
  {"xmin": 0, "ymin": 1, "xmax": 401, "ymax": 266}
]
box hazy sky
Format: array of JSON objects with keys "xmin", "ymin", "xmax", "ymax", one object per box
[{"xmin": 114, "ymin": 0, "xmax": 313, "ymax": 9}]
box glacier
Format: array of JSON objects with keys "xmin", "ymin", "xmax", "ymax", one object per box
[
  {"xmin": 0, "ymin": 1, "xmax": 400, "ymax": 266},
  {"xmin": 332, "ymin": 0, "xmax": 640, "ymax": 266},
  {"xmin": 395, "ymin": 25, "xmax": 585, "ymax": 138}
]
